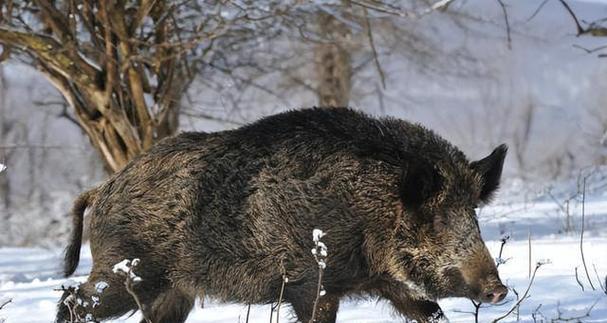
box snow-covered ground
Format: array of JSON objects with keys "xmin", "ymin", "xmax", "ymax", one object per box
[{"xmin": 1, "ymin": 182, "xmax": 606, "ymax": 322}]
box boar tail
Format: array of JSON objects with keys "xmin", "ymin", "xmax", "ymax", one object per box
[{"xmin": 63, "ymin": 188, "xmax": 96, "ymax": 277}]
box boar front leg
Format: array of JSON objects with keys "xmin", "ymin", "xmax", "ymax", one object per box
[
  {"xmin": 286, "ymin": 284, "xmax": 339, "ymax": 323},
  {"xmin": 380, "ymin": 283, "xmax": 447, "ymax": 323},
  {"xmin": 390, "ymin": 297, "xmax": 447, "ymax": 323}
]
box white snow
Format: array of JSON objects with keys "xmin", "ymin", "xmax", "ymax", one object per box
[
  {"xmin": 312, "ymin": 228, "xmax": 325, "ymax": 242},
  {"xmin": 0, "ymin": 189, "xmax": 606, "ymax": 322},
  {"xmin": 112, "ymin": 259, "xmax": 142, "ymax": 283},
  {"xmin": 94, "ymin": 282, "xmax": 108, "ymax": 294},
  {"xmin": 111, "ymin": 259, "xmax": 131, "ymax": 275}
]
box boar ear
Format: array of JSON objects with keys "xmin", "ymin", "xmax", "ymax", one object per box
[
  {"xmin": 400, "ymin": 160, "xmax": 442, "ymax": 209},
  {"xmin": 471, "ymin": 144, "xmax": 508, "ymax": 203}
]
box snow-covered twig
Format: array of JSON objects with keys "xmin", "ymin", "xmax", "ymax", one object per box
[
  {"xmin": 309, "ymin": 229, "xmax": 328, "ymax": 323},
  {"xmin": 55, "ymin": 284, "xmax": 83, "ymax": 323},
  {"xmin": 0, "ymin": 163, "xmax": 5, "ymax": 173},
  {"xmin": 553, "ymin": 298, "xmax": 600, "ymax": 322},
  {"xmin": 495, "ymin": 234, "xmax": 510, "ymax": 269},
  {"xmin": 531, "ymin": 303, "xmax": 543, "ymax": 322},
  {"xmin": 113, "ymin": 258, "xmax": 151, "ymax": 323}
]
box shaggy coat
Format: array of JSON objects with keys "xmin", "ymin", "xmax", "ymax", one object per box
[{"xmin": 56, "ymin": 108, "xmax": 508, "ymax": 323}]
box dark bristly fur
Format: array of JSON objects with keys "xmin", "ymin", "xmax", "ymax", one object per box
[{"xmin": 56, "ymin": 108, "xmax": 508, "ymax": 323}]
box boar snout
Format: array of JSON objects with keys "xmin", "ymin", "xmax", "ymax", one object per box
[
  {"xmin": 480, "ymin": 282, "xmax": 508, "ymax": 304},
  {"xmin": 458, "ymin": 245, "xmax": 508, "ymax": 304}
]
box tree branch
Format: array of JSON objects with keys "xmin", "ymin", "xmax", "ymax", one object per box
[
  {"xmin": 495, "ymin": 0, "xmax": 512, "ymax": 49},
  {"xmin": 558, "ymin": 0, "xmax": 585, "ymax": 35},
  {"xmin": 0, "ymin": 27, "xmax": 99, "ymax": 86}
]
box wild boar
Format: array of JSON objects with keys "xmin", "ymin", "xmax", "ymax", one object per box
[{"xmin": 56, "ymin": 107, "xmax": 508, "ymax": 323}]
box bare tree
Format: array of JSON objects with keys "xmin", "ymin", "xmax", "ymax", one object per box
[
  {"xmin": 0, "ymin": 1, "xmax": 280, "ymax": 172},
  {"xmin": 0, "ymin": 0, "xmax": 459, "ymax": 172}
]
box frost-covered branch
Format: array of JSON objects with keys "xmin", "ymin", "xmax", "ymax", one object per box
[
  {"xmin": 113, "ymin": 258, "xmax": 150, "ymax": 323},
  {"xmin": 309, "ymin": 229, "xmax": 328, "ymax": 323},
  {"xmin": 553, "ymin": 298, "xmax": 600, "ymax": 322}
]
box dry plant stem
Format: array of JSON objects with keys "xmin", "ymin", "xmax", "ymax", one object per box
[
  {"xmin": 70, "ymin": 298, "xmax": 81, "ymax": 322},
  {"xmin": 554, "ymin": 299, "xmax": 599, "ymax": 322},
  {"xmin": 495, "ymin": 0, "xmax": 512, "ymax": 49},
  {"xmin": 531, "ymin": 303, "xmax": 543, "ymax": 322},
  {"xmin": 0, "ymin": 298, "xmax": 10, "ymax": 310},
  {"xmin": 557, "ymin": 0, "xmax": 607, "ymax": 36},
  {"xmin": 580, "ymin": 178, "xmax": 596, "ymax": 290},
  {"xmin": 363, "ymin": 8, "xmax": 385, "ymax": 89},
  {"xmin": 124, "ymin": 268, "xmax": 151, "ymax": 323},
  {"xmin": 492, "ymin": 263, "xmax": 543, "ymax": 323},
  {"xmin": 275, "ymin": 260, "xmax": 287, "ymax": 323},
  {"xmin": 309, "ymin": 268, "xmax": 324, "ymax": 323},
  {"xmin": 528, "ymin": 230, "xmax": 532, "ymax": 279},
  {"xmin": 558, "ymin": 0, "xmax": 585, "ymax": 35},
  {"xmin": 575, "ymin": 44, "xmax": 607, "ymax": 53},
  {"xmin": 512, "ymin": 289, "xmax": 520, "ymax": 321},
  {"xmin": 593, "ymin": 264, "xmax": 607, "ymax": 293},
  {"xmin": 575, "ymin": 266, "xmax": 585, "ymax": 291},
  {"xmin": 54, "ymin": 286, "xmax": 80, "ymax": 323},
  {"xmin": 245, "ymin": 304, "xmax": 251, "ymax": 323},
  {"xmin": 470, "ymin": 300, "xmax": 481, "ymax": 323},
  {"xmin": 527, "ymin": 0, "xmax": 550, "ymax": 22},
  {"xmin": 269, "ymin": 304, "xmax": 274, "ymax": 323},
  {"xmin": 496, "ymin": 235, "xmax": 509, "ymax": 269}
]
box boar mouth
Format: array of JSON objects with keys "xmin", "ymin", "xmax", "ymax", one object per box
[
  {"xmin": 475, "ymin": 283, "xmax": 508, "ymax": 304},
  {"xmin": 441, "ymin": 266, "xmax": 508, "ymax": 304}
]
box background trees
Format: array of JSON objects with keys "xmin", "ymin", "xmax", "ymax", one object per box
[
  {"xmin": 1, "ymin": 0, "xmax": 606, "ymax": 246},
  {"xmin": 0, "ymin": 1, "xmax": 277, "ymax": 172},
  {"xmin": 0, "ymin": 0, "xmax": 452, "ymax": 172}
]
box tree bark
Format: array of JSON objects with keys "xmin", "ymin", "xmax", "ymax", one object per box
[
  {"xmin": 0, "ymin": 0, "xmax": 187, "ymax": 173},
  {"xmin": 315, "ymin": 7, "xmax": 353, "ymax": 108}
]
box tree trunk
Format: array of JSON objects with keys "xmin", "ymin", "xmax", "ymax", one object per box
[
  {"xmin": 0, "ymin": 1, "xmax": 187, "ymax": 173},
  {"xmin": 315, "ymin": 8, "xmax": 353, "ymax": 108}
]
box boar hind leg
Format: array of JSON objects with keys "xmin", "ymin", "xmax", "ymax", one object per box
[
  {"xmin": 287, "ymin": 289, "xmax": 339, "ymax": 323},
  {"xmin": 56, "ymin": 273, "xmax": 137, "ymax": 322},
  {"xmin": 142, "ymin": 288, "xmax": 195, "ymax": 323}
]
